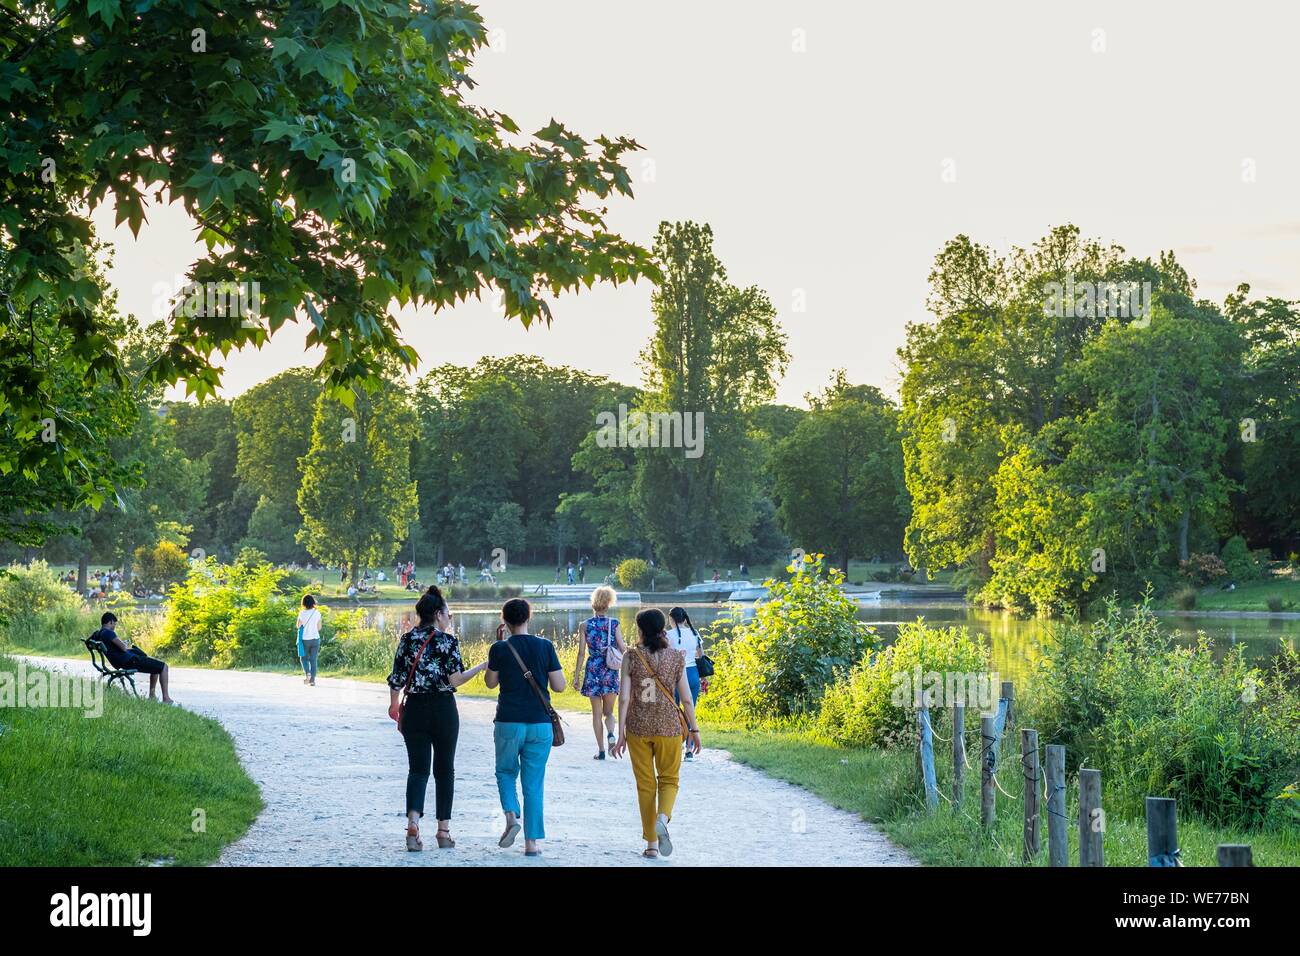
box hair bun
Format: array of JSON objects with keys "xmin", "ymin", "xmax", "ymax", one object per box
[{"xmin": 426, "ymin": 585, "xmax": 441, "ymax": 596}]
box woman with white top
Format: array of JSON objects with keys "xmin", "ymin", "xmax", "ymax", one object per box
[
  {"xmin": 667, "ymin": 606, "xmax": 703, "ymax": 760},
  {"xmin": 297, "ymin": 594, "xmax": 323, "ymax": 686}
]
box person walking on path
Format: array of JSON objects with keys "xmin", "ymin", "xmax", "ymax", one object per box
[
  {"xmin": 611, "ymin": 608, "xmax": 702, "ymax": 858},
  {"xmin": 572, "ymin": 585, "xmax": 625, "ymax": 760},
  {"xmin": 667, "ymin": 606, "xmax": 703, "ymax": 761},
  {"xmin": 296, "ymin": 595, "xmax": 323, "ymax": 686},
  {"xmin": 484, "ymin": 598, "xmax": 566, "ymax": 857},
  {"xmin": 386, "ymin": 585, "xmax": 488, "ymax": 852}
]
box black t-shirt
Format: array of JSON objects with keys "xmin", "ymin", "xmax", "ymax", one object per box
[
  {"xmin": 487, "ymin": 634, "xmax": 562, "ymax": 724},
  {"xmin": 90, "ymin": 628, "xmax": 130, "ymax": 666}
]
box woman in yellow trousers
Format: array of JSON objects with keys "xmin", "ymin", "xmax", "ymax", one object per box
[{"xmin": 611, "ymin": 608, "xmax": 702, "ymax": 858}]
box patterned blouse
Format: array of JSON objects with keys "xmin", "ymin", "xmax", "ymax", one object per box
[
  {"xmin": 387, "ymin": 625, "xmax": 463, "ymax": 694},
  {"xmin": 625, "ymin": 646, "xmax": 686, "ymax": 738}
]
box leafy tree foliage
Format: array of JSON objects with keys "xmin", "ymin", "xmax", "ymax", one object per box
[
  {"xmin": 296, "ymin": 381, "xmax": 417, "ymax": 582},
  {"xmin": 633, "ymin": 221, "xmax": 788, "ymax": 584},
  {"xmin": 2, "ymin": 0, "xmax": 653, "ymax": 496},
  {"xmin": 900, "ymin": 225, "xmax": 1252, "ymax": 611},
  {"xmin": 771, "ymin": 372, "xmax": 907, "ymax": 574}
]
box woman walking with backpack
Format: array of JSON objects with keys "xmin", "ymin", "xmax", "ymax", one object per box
[
  {"xmin": 573, "ymin": 585, "xmax": 625, "ymax": 760},
  {"xmin": 611, "ymin": 608, "xmax": 702, "ymax": 859},
  {"xmin": 386, "ymin": 585, "xmax": 489, "ymax": 852}
]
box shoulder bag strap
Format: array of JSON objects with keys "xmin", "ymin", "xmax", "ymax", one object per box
[
  {"xmin": 402, "ymin": 632, "xmax": 436, "ymax": 698},
  {"xmin": 633, "ymin": 647, "xmax": 690, "ymax": 735},
  {"xmin": 505, "ymin": 637, "xmax": 560, "ymax": 720}
]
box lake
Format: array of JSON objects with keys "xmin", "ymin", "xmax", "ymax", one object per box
[{"xmin": 354, "ymin": 599, "xmax": 1300, "ymax": 684}]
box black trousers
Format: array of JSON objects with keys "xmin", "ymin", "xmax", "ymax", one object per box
[{"xmin": 400, "ymin": 692, "xmax": 459, "ymax": 820}]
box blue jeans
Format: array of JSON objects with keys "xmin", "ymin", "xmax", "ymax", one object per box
[
  {"xmin": 494, "ymin": 722, "xmax": 553, "ymax": 840},
  {"xmin": 300, "ymin": 639, "xmax": 319, "ymax": 680},
  {"xmin": 676, "ymin": 667, "xmax": 700, "ymax": 706}
]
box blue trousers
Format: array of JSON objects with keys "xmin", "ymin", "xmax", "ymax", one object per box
[
  {"xmin": 494, "ymin": 722, "xmax": 553, "ymax": 840},
  {"xmin": 300, "ymin": 639, "xmax": 319, "ymax": 680},
  {"xmin": 676, "ymin": 667, "xmax": 700, "ymax": 706}
]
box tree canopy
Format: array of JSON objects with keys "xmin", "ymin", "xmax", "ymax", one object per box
[{"xmin": 2, "ymin": 0, "xmax": 654, "ymax": 523}]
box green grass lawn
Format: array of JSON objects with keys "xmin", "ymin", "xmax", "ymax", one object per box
[
  {"xmin": 704, "ymin": 723, "xmax": 1300, "ymax": 867},
  {"xmin": 1158, "ymin": 566, "xmax": 1300, "ymax": 612},
  {"xmin": 40, "ymin": 559, "xmax": 948, "ymax": 601},
  {"xmin": 0, "ymin": 655, "xmax": 261, "ymax": 866}
]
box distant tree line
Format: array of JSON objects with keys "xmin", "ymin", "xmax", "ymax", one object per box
[{"xmin": 3, "ymin": 222, "xmax": 911, "ymax": 586}]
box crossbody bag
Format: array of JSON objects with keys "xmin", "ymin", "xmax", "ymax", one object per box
[
  {"xmin": 603, "ymin": 618, "xmax": 623, "ymax": 670},
  {"xmin": 633, "ymin": 646, "xmax": 690, "ymax": 740},
  {"xmin": 504, "ymin": 637, "xmax": 565, "ymax": 747},
  {"xmin": 395, "ymin": 631, "xmax": 436, "ymax": 733}
]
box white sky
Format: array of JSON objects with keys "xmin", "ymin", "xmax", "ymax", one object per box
[{"xmin": 92, "ymin": 0, "xmax": 1300, "ymax": 406}]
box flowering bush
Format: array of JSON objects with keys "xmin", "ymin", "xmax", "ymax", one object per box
[{"xmin": 1179, "ymin": 552, "xmax": 1227, "ymax": 586}]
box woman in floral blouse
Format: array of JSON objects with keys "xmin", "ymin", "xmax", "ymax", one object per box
[{"xmin": 386, "ymin": 585, "xmax": 488, "ymax": 851}]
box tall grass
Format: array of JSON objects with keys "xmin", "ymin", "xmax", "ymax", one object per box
[
  {"xmin": 709, "ymin": 723, "xmax": 1300, "ymax": 865},
  {"xmin": 1026, "ymin": 600, "xmax": 1300, "ymax": 828}
]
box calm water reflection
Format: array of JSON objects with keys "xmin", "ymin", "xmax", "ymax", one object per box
[{"xmin": 357, "ymin": 600, "xmax": 1299, "ymax": 684}]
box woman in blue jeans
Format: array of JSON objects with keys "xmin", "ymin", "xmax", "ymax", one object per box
[{"xmin": 484, "ymin": 598, "xmax": 565, "ymax": 857}]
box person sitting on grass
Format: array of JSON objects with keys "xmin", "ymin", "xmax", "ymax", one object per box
[{"xmin": 89, "ymin": 612, "xmax": 176, "ymax": 705}]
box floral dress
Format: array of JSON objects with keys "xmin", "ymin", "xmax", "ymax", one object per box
[
  {"xmin": 387, "ymin": 624, "xmax": 463, "ymax": 694},
  {"xmin": 580, "ymin": 615, "xmax": 621, "ymax": 697}
]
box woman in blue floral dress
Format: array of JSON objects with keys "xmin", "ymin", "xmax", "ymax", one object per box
[{"xmin": 574, "ymin": 585, "xmax": 626, "ymax": 760}]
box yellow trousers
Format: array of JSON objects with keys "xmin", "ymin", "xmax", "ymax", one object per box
[{"xmin": 627, "ymin": 734, "xmax": 683, "ymax": 842}]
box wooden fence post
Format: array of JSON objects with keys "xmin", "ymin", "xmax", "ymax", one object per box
[
  {"xmin": 1022, "ymin": 729, "xmax": 1040, "ymax": 864},
  {"xmin": 1001, "ymin": 680, "xmax": 1015, "ymax": 731},
  {"xmin": 919, "ymin": 706, "xmax": 939, "ymax": 811},
  {"xmin": 1078, "ymin": 768, "xmax": 1104, "ymax": 867},
  {"xmin": 1045, "ymin": 744, "xmax": 1067, "ymax": 867},
  {"xmin": 1145, "ymin": 797, "xmax": 1180, "ymax": 866},
  {"xmin": 980, "ymin": 715, "xmax": 995, "ymax": 829},
  {"xmin": 952, "ymin": 703, "xmax": 965, "ymax": 807},
  {"xmin": 1216, "ymin": 844, "xmax": 1253, "ymax": 867}
]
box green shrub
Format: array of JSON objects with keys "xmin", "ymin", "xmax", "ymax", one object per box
[
  {"xmin": 154, "ymin": 559, "xmax": 295, "ymax": 666},
  {"xmin": 1220, "ymin": 536, "xmax": 1263, "ymax": 582},
  {"xmin": 0, "ymin": 561, "xmax": 83, "ymax": 625},
  {"xmin": 615, "ymin": 558, "xmax": 652, "ymax": 590},
  {"xmin": 700, "ymin": 555, "xmax": 874, "ymax": 725},
  {"xmin": 316, "ymin": 608, "xmax": 392, "ymax": 674},
  {"xmin": 0, "ymin": 605, "xmax": 98, "ymax": 655},
  {"xmin": 1267, "ymin": 597, "xmax": 1285, "ymax": 613},
  {"xmin": 1172, "ymin": 585, "xmax": 1198, "ymax": 610},
  {"xmin": 1027, "ymin": 599, "xmax": 1300, "ymax": 828},
  {"xmin": 235, "ymin": 547, "xmax": 268, "ymax": 566},
  {"xmin": 280, "ymin": 569, "xmax": 322, "ymax": 594},
  {"xmin": 817, "ymin": 620, "xmax": 994, "ymax": 748},
  {"xmin": 442, "ymin": 583, "xmax": 523, "ymax": 600},
  {"xmin": 650, "ymin": 571, "xmax": 679, "ymax": 591},
  {"xmin": 1180, "ymin": 552, "xmax": 1227, "ymax": 586},
  {"xmin": 132, "ymin": 541, "xmax": 190, "ymax": 593}
]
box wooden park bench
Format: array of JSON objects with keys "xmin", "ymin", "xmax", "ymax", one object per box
[{"xmin": 83, "ymin": 637, "xmax": 140, "ymax": 697}]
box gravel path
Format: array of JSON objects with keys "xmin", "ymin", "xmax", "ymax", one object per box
[{"xmin": 27, "ymin": 657, "xmax": 915, "ymax": 867}]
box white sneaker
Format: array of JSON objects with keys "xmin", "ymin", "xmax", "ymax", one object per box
[{"xmin": 655, "ymin": 818, "xmax": 673, "ymax": 857}]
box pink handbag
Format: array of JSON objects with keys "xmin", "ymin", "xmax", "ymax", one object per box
[{"xmin": 602, "ymin": 618, "xmax": 623, "ymax": 670}]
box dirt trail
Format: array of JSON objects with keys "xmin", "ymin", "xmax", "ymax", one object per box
[{"xmin": 28, "ymin": 657, "xmax": 916, "ymax": 867}]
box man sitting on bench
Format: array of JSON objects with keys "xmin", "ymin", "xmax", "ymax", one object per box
[{"xmin": 89, "ymin": 612, "xmax": 176, "ymax": 705}]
